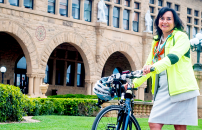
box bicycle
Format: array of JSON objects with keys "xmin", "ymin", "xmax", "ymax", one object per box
[{"xmin": 92, "ymin": 68, "xmax": 154, "ymax": 130}]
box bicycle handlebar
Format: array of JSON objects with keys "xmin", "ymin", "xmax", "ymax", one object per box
[{"xmin": 106, "ymin": 67, "xmax": 155, "ymax": 84}]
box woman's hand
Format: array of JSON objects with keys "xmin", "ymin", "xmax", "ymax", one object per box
[
  {"xmin": 124, "ymin": 83, "xmax": 128, "ymax": 90},
  {"xmin": 124, "ymin": 83, "xmax": 134, "ymax": 90},
  {"xmin": 143, "ymin": 65, "xmax": 153, "ymax": 75}
]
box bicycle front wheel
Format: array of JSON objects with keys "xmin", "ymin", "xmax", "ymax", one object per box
[{"xmin": 92, "ymin": 105, "xmax": 141, "ymax": 130}]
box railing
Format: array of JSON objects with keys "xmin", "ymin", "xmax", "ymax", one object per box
[
  {"xmin": 133, "ymin": 101, "xmax": 153, "ymax": 118},
  {"xmin": 101, "ymin": 100, "xmax": 153, "ymax": 118}
]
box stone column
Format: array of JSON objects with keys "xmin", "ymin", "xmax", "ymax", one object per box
[
  {"xmin": 33, "ymin": 76, "xmax": 40, "ymax": 97},
  {"xmin": 109, "ymin": 5, "xmax": 114, "ymax": 27},
  {"xmin": 27, "ymin": 74, "xmax": 34, "ymax": 97},
  {"xmin": 91, "ymin": 82, "xmax": 96, "ymax": 95},
  {"xmin": 80, "ymin": 0, "xmax": 85, "ymax": 20},
  {"xmin": 4, "ymin": 0, "xmax": 9, "ymax": 5},
  {"xmin": 19, "ymin": 0, "xmax": 24, "ymax": 7},
  {"xmin": 194, "ymin": 71, "xmax": 202, "ymax": 118},
  {"xmin": 85, "ymin": 80, "xmax": 91, "ymax": 95},
  {"xmin": 95, "ymin": 22, "xmax": 107, "ymax": 62},
  {"xmin": 33, "ymin": 0, "xmax": 36, "ymax": 10},
  {"xmin": 129, "ymin": 10, "xmax": 133, "ymax": 31},
  {"xmin": 68, "ymin": 0, "xmax": 73, "ymax": 18},
  {"xmin": 55, "ymin": 0, "xmax": 60, "ymax": 15},
  {"xmin": 119, "ymin": 7, "xmax": 123, "ymax": 29},
  {"xmin": 138, "ymin": 82, "xmax": 146, "ymax": 101},
  {"xmin": 91, "ymin": 0, "xmax": 95, "ymax": 23}
]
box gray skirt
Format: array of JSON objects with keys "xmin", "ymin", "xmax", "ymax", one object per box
[{"xmin": 148, "ymin": 71, "xmax": 198, "ymax": 126}]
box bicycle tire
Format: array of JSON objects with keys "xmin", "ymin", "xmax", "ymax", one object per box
[{"xmin": 92, "ymin": 105, "xmax": 141, "ymax": 130}]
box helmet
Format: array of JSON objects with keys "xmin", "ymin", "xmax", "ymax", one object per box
[{"xmin": 93, "ymin": 77, "xmax": 115, "ymax": 101}]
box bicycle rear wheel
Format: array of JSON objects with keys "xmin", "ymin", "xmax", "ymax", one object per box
[{"xmin": 92, "ymin": 105, "xmax": 141, "ymax": 130}]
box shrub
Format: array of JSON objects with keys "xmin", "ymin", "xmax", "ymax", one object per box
[
  {"xmin": 47, "ymin": 94, "xmax": 98, "ymax": 99},
  {"xmin": 25, "ymin": 98, "xmax": 99, "ymax": 117},
  {"xmin": 0, "ymin": 84, "xmax": 26, "ymax": 122}
]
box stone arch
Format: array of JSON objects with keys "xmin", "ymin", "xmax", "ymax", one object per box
[
  {"xmin": 0, "ymin": 19, "xmax": 38, "ymax": 74},
  {"xmin": 97, "ymin": 42, "xmax": 142, "ymax": 77},
  {"xmin": 40, "ymin": 31, "xmax": 95, "ymax": 80}
]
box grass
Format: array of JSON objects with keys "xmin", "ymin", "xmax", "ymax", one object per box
[{"xmin": 0, "ymin": 115, "xmax": 201, "ymax": 130}]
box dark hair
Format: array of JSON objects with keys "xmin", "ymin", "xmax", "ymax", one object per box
[{"xmin": 154, "ymin": 7, "xmax": 184, "ymax": 40}]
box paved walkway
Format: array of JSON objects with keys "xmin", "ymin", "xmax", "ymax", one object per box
[{"xmin": 0, "ymin": 116, "xmax": 40, "ymax": 124}]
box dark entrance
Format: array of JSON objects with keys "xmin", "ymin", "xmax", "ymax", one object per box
[{"xmin": 14, "ymin": 56, "xmax": 28, "ymax": 94}]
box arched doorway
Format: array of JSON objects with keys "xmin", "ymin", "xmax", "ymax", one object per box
[
  {"xmin": 14, "ymin": 56, "xmax": 28, "ymax": 93},
  {"xmin": 44, "ymin": 43, "xmax": 85, "ymax": 95},
  {"xmin": 0, "ymin": 32, "xmax": 26, "ymax": 86},
  {"xmin": 102, "ymin": 52, "xmax": 132, "ymax": 77}
]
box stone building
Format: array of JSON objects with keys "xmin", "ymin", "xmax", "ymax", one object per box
[{"xmin": 0, "ymin": 0, "xmax": 201, "ymax": 100}]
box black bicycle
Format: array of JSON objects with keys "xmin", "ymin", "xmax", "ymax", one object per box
[{"xmin": 92, "ymin": 68, "xmax": 154, "ymax": 130}]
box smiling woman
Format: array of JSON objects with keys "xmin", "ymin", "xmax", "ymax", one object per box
[{"xmin": 133, "ymin": 7, "xmax": 200, "ymax": 130}]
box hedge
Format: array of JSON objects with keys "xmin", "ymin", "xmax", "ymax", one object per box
[
  {"xmin": 47, "ymin": 94, "xmax": 98, "ymax": 99},
  {"xmin": 24, "ymin": 98, "xmax": 99, "ymax": 117},
  {"xmin": 0, "ymin": 84, "xmax": 100, "ymax": 122}
]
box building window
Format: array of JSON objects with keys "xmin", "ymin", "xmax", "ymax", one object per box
[
  {"xmin": 193, "ymin": 27, "xmax": 198, "ymax": 38},
  {"xmin": 194, "ymin": 10, "xmax": 198, "ymax": 17},
  {"xmin": 84, "ymin": 0, "xmax": 92, "ymax": 22},
  {"xmin": 72, "ymin": 0, "xmax": 80, "ymax": 19},
  {"xmin": 149, "ymin": 0, "xmax": 154, "ymax": 4},
  {"xmin": 187, "ymin": 17, "xmax": 191, "ymax": 23},
  {"xmin": 123, "ymin": 9, "xmax": 129, "ymax": 30},
  {"xmin": 56, "ymin": 60, "xmax": 64, "ymax": 85},
  {"xmin": 0, "ymin": 0, "xmax": 4, "ymax": 3},
  {"xmin": 48, "ymin": 0, "xmax": 55, "ymax": 14},
  {"xmin": 17, "ymin": 57, "xmax": 27, "ymax": 69},
  {"xmin": 114, "ymin": 0, "xmax": 120, "ymax": 4},
  {"xmin": 150, "ymin": 6, "xmax": 154, "ymax": 13},
  {"xmin": 60, "ymin": 0, "xmax": 68, "ymax": 16},
  {"xmin": 134, "ymin": 2, "xmax": 139, "ymax": 9},
  {"xmin": 104, "ymin": 0, "xmax": 109, "ymax": 1},
  {"xmin": 105, "ymin": 5, "xmax": 110, "ymax": 26},
  {"xmin": 24, "ymin": 0, "xmax": 33, "ymax": 9},
  {"xmin": 113, "ymin": 7, "xmax": 120, "ymax": 28},
  {"xmin": 201, "ymin": 12, "xmax": 202, "ymax": 18},
  {"xmin": 166, "ymin": 2, "xmax": 171, "ymax": 8},
  {"xmin": 194, "ymin": 19, "xmax": 198, "ymax": 25},
  {"xmin": 44, "ymin": 65, "xmax": 49, "ymax": 84},
  {"xmin": 200, "ymin": 29, "xmax": 202, "ymax": 33},
  {"xmin": 158, "ymin": 0, "xmax": 162, "ymax": 6},
  {"xmin": 9, "ymin": 0, "xmax": 19, "ymax": 6},
  {"xmin": 187, "ymin": 8, "xmax": 191, "ymax": 15},
  {"xmin": 124, "ymin": 0, "xmax": 130, "ymax": 7},
  {"xmin": 77, "ymin": 63, "xmax": 84, "ymax": 87},
  {"xmin": 44, "ymin": 59, "xmax": 53, "ymax": 84},
  {"xmin": 175, "ymin": 4, "xmax": 179, "ymax": 11},
  {"xmin": 133, "ymin": 12, "xmax": 139, "ymax": 32},
  {"xmin": 186, "ymin": 25, "xmax": 190, "ymax": 39},
  {"xmin": 66, "ymin": 62, "xmax": 75, "ymax": 86},
  {"xmin": 151, "ymin": 16, "xmax": 154, "ymax": 33}
]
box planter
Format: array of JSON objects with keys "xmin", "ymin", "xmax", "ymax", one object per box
[{"xmin": 40, "ymin": 83, "xmax": 49, "ymax": 98}]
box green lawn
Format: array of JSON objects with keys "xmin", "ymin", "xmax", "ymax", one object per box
[{"xmin": 0, "ymin": 116, "xmax": 201, "ymax": 130}]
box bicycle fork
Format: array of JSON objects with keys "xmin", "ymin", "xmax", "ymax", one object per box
[{"xmin": 123, "ymin": 98, "xmax": 131, "ymax": 130}]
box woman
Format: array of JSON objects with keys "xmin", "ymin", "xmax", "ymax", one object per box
[{"xmin": 133, "ymin": 7, "xmax": 199, "ymax": 130}]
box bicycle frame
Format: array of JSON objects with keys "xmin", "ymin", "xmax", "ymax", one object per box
[{"xmin": 93, "ymin": 68, "xmax": 155, "ymax": 130}]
